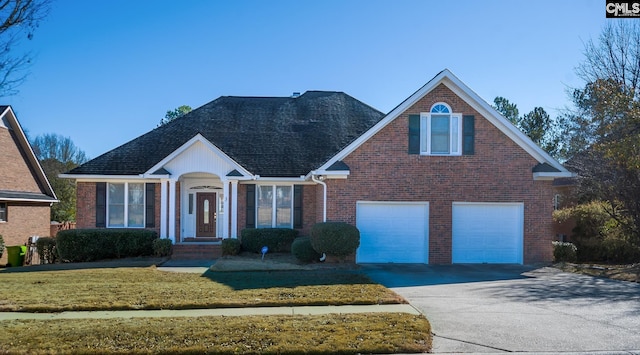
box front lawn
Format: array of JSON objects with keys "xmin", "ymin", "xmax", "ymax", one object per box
[
  {"xmin": 0, "ymin": 266, "xmax": 432, "ymax": 354},
  {"xmin": 0, "ymin": 313, "xmax": 432, "ymax": 354},
  {"xmin": 0, "ymin": 267, "xmax": 404, "ymax": 312}
]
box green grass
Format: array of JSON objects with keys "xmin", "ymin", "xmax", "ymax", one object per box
[
  {"xmin": 0, "ymin": 266, "xmax": 432, "ymax": 353},
  {"xmin": 0, "ymin": 313, "xmax": 432, "ymax": 354},
  {"xmin": 0, "ymin": 267, "xmax": 404, "ymax": 312}
]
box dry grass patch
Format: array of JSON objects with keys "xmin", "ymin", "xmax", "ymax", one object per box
[
  {"xmin": 0, "ymin": 267, "xmax": 404, "ymax": 312},
  {"xmin": 0, "ymin": 313, "xmax": 431, "ymax": 354},
  {"xmin": 555, "ymin": 263, "xmax": 640, "ymax": 283}
]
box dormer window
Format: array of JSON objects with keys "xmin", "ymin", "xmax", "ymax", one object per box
[{"xmin": 420, "ymin": 103, "xmax": 462, "ymax": 156}]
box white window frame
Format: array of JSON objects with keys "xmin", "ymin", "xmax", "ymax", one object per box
[
  {"xmin": 107, "ymin": 182, "xmax": 146, "ymax": 228},
  {"xmin": 420, "ymin": 102, "xmax": 463, "ymax": 156},
  {"xmin": 256, "ymin": 184, "xmax": 294, "ymax": 228},
  {"xmin": 0, "ymin": 202, "xmax": 6, "ymax": 222}
]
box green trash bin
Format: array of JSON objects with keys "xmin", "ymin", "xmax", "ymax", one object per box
[{"xmin": 6, "ymin": 246, "xmax": 26, "ymax": 267}]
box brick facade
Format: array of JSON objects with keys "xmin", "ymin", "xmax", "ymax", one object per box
[
  {"xmin": 76, "ymin": 181, "xmax": 161, "ymax": 236},
  {"xmin": 0, "ymin": 129, "xmax": 43, "ymax": 194},
  {"xmin": 0, "ymin": 123, "xmax": 52, "ymax": 266},
  {"xmin": 324, "ymin": 84, "xmax": 554, "ymax": 264},
  {"xmin": 0, "ymin": 203, "xmax": 50, "ymax": 265}
]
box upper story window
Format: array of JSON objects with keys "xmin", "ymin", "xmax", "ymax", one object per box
[
  {"xmin": 107, "ymin": 182, "xmax": 145, "ymax": 228},
  {"xmin": 0, "ymin": 203, "xmax": 6, "ymax": 222},
  {"xmin": 420, "ymin": 103, "xmax": 462, "ymax": 155}
]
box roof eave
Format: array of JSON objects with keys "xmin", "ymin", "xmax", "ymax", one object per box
[
  {"xmin": 0, "ymin": 106, "xmax": 58, "ymax": 200},
  {"xmin": 533, "ymin": 171, "xmax": 576, "ymax": 181}
]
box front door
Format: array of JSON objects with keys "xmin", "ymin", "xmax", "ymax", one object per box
[{"xmin": 196, "ymin": 192, "xmax": 217, "ymax": 237}]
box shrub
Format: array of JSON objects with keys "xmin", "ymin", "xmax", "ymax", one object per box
[
  {"xmin": 554, "ymin": 201, "xmax": 639, "ymax": 263},
  {"xmin": 36, "ymin": 237, "xmax": 58, "ymax": 264},
  {"xmin": 309, "ymin": 222, "xmax": 360, "ymax": 257},
  {"xmin": 56, "ymin": 229, "xmax": 158, "ymax": 262},
  {"xmin": 152, "ymin": 238, "xmax": 173, "ymax": 257},
  {"xmin": 291, "ymin": 236, "xmax": 322, "ymax": 262},
  {"xmin": 552, "ymin": 241, "xmax": 577, "ymax": 263},
  {"xmin": 0, "ymin": 234, "xmax": 4, "ymax": 258},
  {"xmin": 240, "ymin": 228, "xmax": 298, "ymax": 253},
  {"xmin": 221, "ymin": 238, "xmax": 241, "ymax": 256}
]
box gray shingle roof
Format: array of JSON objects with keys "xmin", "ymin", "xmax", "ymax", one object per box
[{"xmin": 68, "ymin": 91, "xmax": 384, "ymax": 177}]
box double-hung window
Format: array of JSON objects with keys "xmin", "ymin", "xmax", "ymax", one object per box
[
  {"xmin": 256, "ymin": 185, "xmax": 293, "ymax": 228},
  {"xmin": 107, "ymin": 182, "xmax": 145, "ymax": 227},
  {"xmin": 0, "ymin": 202, "xmax": 6, "ymax": 222},
  {"xmin": 420, "ymin": 103, "xmax": 462, "ymax": 155}
]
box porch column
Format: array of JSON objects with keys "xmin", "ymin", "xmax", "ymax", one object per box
[
  {"xmin": 231, "ymin": 180, "xmax": 238, "ymax": 238},
  {"xmin": 168, "ymin": 179, "xmax": 177, "ymax": 243},
  {"xmin": 222, "ymin": 180, "xmax": 230, "ymax": 239},
  {"xmin": 160, "ymin": 179, "xmax": 168, "ymax": 239}
]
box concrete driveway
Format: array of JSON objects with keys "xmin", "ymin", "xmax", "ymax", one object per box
[{"xmin": 361, "ymin": 264, "xmax": 640, "ymax": 354}]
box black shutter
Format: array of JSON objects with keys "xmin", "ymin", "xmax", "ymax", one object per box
[
  {"xmin": 96, "ymin": 182, "xmax": 106, "ymax": 228},
  {"xmin": 145, "ymin": 183, "xmax": 155, "ymax": 228},
  {"xmin": 246, "ymin": 184, "xmax": 256, "ymax": 228},
  {"xmin": 463, "ymin": 115, "xmax": 475, "ymax": 155},
  {"xmin": 408, "ymin": 114, "xmax": 420, "ymax": 154},
  {"xmin": 293, "ymin": 185, "xmax": 303, "ymax": 229}
]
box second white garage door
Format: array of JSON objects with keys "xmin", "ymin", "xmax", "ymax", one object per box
[
  {"xmin": 452, "ymin": 202, "xmax": 524, "ymax": 264},
  {"xmin": 356, "ymin": 202, "xmax": 429, "ymax": 264}
]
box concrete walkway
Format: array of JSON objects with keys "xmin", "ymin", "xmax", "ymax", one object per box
[{"xmin": 0, "ymin": 304, "xmax": 419, "ymax": 320}]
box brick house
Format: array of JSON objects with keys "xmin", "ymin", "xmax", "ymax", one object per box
[
  {"xmin": 62, "ymin": 70, "xmax": 572, "ymax": 264},
  {"xmin": 0, "ymin": 106, "xmax": 57, "ymax": 265}
]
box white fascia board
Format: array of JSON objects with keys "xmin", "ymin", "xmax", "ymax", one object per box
[
  {"xmin": 1, "ymin": 106, "xmax": 58, "ymax": 200},
  {"xmin": 59, "ymin": 175, "xmax": 151, "ymax": 181},
  {"xmin": 317, "ymin": 70, "xmax": 451, "ymax": 171},
  {"xmin": 143, "ymin": 133, "xmax": 254, "ymax": 178},
  {"xmin": 533, "ymin": 171, "xmax": 576, "ymax": 181},
  {"xmin": 318, "ymin": 69, "xmax": 570, "ymax": 175},
  {"xmin": 253, "ymin": 176, "xmax": 308, "ymax": 183},
  {"xmin": 441, "ymin": 76, "xmax": 569, "ymax": 173},
  {"xmin": 306, "ymin": 170, "xmax": 350, "ymax": 179},
  {"xmin": 1, "ymin": 197, "xmax": 59, "ymax": 203}
]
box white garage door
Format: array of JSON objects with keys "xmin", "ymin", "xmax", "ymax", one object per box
[
  {"xmin": 356, "ymin": 202, "xmax": 429, "ymax": 263},
  {"xmin": 452, "ymin": 203, "xmax": 524, "ymax": 264}
]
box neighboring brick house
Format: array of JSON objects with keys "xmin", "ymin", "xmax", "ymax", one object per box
[
  {"xmin": 0, "ymin": 106, "xmax": 57, "ymax": 265},
  {"xmin": 62, "ymin": 70, "xmax": 572, "ymax": 264}
]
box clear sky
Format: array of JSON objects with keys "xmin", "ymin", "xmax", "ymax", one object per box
[{"xmin": 6, "ymin": 0, "xmax": 608, "ymax": 159}]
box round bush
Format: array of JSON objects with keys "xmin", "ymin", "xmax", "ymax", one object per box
[
  {"xmin": 153, "ymin": 238, "xmax": 173, "ymax": 257},
  {"xmin": 291, "ymin": 236, "xmax": 321, "ymax": 262},
  {"xmin": 309, "ymin": 222, "xmax": 360, "ymax": 257},
  {"xmin": 221, "ymin": 238, "xmax": 242, "ymax": 256}
]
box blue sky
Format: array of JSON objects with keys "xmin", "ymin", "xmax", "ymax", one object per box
[{"xmin": 6, "ymin": 0, "xmax": 607, "ymax": 159}]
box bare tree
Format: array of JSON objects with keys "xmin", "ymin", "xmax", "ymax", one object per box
[
  {"xmin": 0, "ymin": 0, "xmax": 50, "ymax": 97},
  {"xmin": 575, "ymin": 21, "xmax": 640, "ymax": 95},
  {"xmin": 31, "ymin": 133, "xmax": 88, "ymax": 222}
]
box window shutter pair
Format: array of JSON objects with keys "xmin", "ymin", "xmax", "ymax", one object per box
[
  {"xmin": 95, "ymin": 182, "xmax": 155, "ymax": 228},
  {"xmin": 245, "ymin": 184, "xmax": 303, "ymax": 229},
  {"xmin": 408, "ymin": 114, "xmax": 475, "ymax": 155}
]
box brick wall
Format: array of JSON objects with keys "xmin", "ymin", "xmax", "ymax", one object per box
[
  {"xmin": 0, "ymin": 203, "xmax": 50, "ymax": 265},
  {"xmin": 76, "ymin": 181, "xmax": 161, "ymax": 235},
  {"xmin": 0, "ymin": 128, "xmax": 43, "ymax": 193},
  {"xmin": 325, "ymin": 83, "xmax": 555, "ymax": 264}
]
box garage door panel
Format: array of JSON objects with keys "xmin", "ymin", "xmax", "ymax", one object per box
[
  {"xmin": 452, "ymin": 203, "xmax": 523, "ymax": 264},
  {"xmin": 356, "ymin": 202, "xmax": 429, "ymax": 264}
]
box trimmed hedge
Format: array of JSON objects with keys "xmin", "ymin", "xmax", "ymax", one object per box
[
  {"xmin": 291, "ymin": 236, "xmax": 321, "ymax": 262},
  {"xmin": 552, "ymin": 241, "xmax": 577, "ymax": 263},
  {"xmin": 221, "ymin": 238, "xmax": 242, "ymax": 256},
  {"xmin": 36, "ymin": 237, "xmax": 58, "ymax": 264},
  {"xmin": 310, "ymin": 222, "xmax": 360, "ymax": 257},
  {"xmin": 240, "ymin": 228, "xmax": 298, "ymax": 253},
  {"xmin": 56, "ymin": 229, "xmax": 158, "ymax": 262},
  {"xmin": 153, "ymin": 238, "xmax": 173, "ymax": 257}
]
